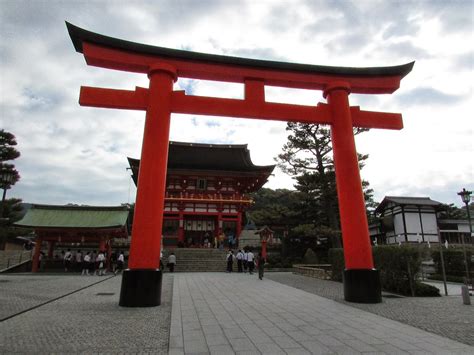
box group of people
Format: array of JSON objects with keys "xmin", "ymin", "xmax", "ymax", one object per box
[
  {"xmin": 226, "ymin": 248, "xmax": 266, "ymax": 280},
  {"xmin": 185, "ymin": 232, "xmax": 237, "ymax": 250},
  {"xmin": 58, "ymin": 249, "xmax": 125, "ymax": 276}
]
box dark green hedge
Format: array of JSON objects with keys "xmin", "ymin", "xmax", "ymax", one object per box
[
  {"xmin": 428, "ymin": 274, "xmax": 465, "ymax": 283},
  {"xmin": 328, "ymin": 248, "xmax": 344, "ymax": 282},
  {"xmin": 431, "ymin": 248, "xmax": 473, "ymax": 278},
  {"xmin": 329, "ymin": 246, "xmax": 440, "ymax": 297}
]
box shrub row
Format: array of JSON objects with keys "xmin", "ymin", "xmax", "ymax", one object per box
[
  {"xmin": 329, "ymin": 246, "xmax": 440, "ymax": 297},
  {"xmin": 431, "ymin": 248, "xmax": 473, "ymax": 278}
]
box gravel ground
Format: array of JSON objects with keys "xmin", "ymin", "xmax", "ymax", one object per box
[{"xmin": 0, "ymin": 274, "xmax": 173, "ymax": 354}]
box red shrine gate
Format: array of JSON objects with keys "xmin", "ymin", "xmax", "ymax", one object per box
[{"xmin": 67, "ymin": 22, "xmax": 413, "ymax": 306}]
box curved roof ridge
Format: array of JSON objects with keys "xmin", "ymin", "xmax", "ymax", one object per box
[
  {"xmin": 66, "ymin": 22, "xmax": 414, "ymax": 79},
  {"xmin": 30, "ymin": 204, "xmax": 129, "ymax": 211},
  {"xmin": 169, "ymin": 141, "xmax": 248, "ymax": 149}
]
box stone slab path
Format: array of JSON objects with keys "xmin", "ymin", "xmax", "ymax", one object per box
[{"xmin": 170, "ymin": 273, "xmax": 473, "ymax": 355}]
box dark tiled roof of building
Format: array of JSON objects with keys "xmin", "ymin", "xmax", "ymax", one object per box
[
  {"xmin": 128, "ymin": 141, "xmax": 275, "ymax": 184},
  {"xmin": 375, "ymin": 196, "xmax": 444, "ymax": 214}
]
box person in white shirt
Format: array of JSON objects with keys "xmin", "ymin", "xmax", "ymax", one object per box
[
  {"xmin": 168, "ymin": 253, "xmax": 176, "ymax": 272},
  {"xmin": 243, "ymin": 250, "xmax": 249, "ymax": 273},
  {"xmin": 96, "ymin": 251, "xmax": 106, "ymax": 276},
  {"xmin": 115, "ymin": 251, "xmax": 124, "ymax": 275},
  {"xmin": 82, "ymin": 252, "xmax": 91, "ymax": 276},
  {"xmin": 247, "ymin": 250, "xmax": 255, "ymax": 275},
  {"xmin": 236, "ymin": 250, "xmax": 244, "ymax": 273}
]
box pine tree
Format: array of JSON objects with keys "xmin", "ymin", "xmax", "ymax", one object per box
[
  {"xmin": 276, "ymin": 123, "xmax": 374, "ymax": 247},
  {"xmin": 0, "ymin": 129, "xmax": 21, "ymax": 189}
]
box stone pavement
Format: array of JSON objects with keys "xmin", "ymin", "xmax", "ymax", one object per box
[
  {"xmin": 266, "ymin": 272, "xmax": 474, "ymax": 346},
  {"xmin": 1, "ymin": 272, "xmax": 473, "ymax": 354},
  {"xmin": 170, "ymin": 273, "xmax": 473, "ymax": 354}
]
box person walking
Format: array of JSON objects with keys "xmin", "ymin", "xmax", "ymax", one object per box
[
  {"xmin": 64, "ymin": 249, "xmax": 73, "ymax": 272},
  {"xmin": 82, "ymin": 252, "xmax": 91, "ymax": 276},
  {"xmin": 115, "ymin": 251, "xmax": 124, "ymax": 275},
  {"xmin": 247, "ymin": 249, "xmax": 255, "ymax": 275},
  {"xmin": 257, "ymin": 252, "xmax": 266, "ymax": 280},
  {"xmin": 75, "ymin": 250, "xmax": 82, "ymax": 272},
  {"xmin": 168, "ymin": 252, "xmax": 176, "ymax": 272},
  {"xmin": 243, "ymin": 249, "xmax": 248, "ymax": 273},
  {"xmin": 226, "ymin": 250, "xmax": 235, "ymax": 272},
  {"xmin": 96, "ymin": 251, "xmax": 106, "ymax": 276},
  {"xmin": 236, "ymin": 249, "xmax": 243, "ymax": 272},
  {"xmin": 90, "ymin": 250, "xmax": 97, "ymax": 275}
]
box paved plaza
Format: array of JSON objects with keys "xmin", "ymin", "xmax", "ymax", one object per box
[{"xmin": 0, "ymin": 272, "xmax": 473, "ymax": 354}]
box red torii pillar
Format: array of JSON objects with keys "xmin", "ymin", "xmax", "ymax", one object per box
[{"xmin": 66, "ymin": 22, "xmax": 413, "ymax": 306}]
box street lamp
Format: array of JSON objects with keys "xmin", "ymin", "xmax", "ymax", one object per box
[
  {"xmin": 457, "ymin": 188, "xmax": 472, "ymax": 283},
  {"xmin": 0, "ymin": 168, "xmax": 14, "ymax": 218}
]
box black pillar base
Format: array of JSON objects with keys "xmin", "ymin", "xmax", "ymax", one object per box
[
  {"xmin": 343, "ymin": 268, "xmax": 382, "ymax": 304},
  {"xmin": 119, "ymin": 269, "xmax": 162, "ymax": 307}
]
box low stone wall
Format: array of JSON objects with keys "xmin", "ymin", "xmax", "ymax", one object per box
[{"xmin": 292, "ymin": 264, "xmax": 332, "ymax": 280}]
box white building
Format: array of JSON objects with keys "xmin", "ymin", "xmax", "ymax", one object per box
[{"xmin": 370, "ymin": 196, "xmax": 473, "ymax": 245}]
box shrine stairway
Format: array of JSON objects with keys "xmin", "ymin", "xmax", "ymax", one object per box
[{"xmin": 161, "ymin": 248, "xmax": 228, "ymax": 272}]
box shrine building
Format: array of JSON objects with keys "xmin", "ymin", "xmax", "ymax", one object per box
[{"xmin": 128, "ymin": 141, "xmax": 274, "ymax": 248}]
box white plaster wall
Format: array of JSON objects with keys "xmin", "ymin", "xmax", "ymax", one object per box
[
  {"xmin": 394, "ymin": 214, "xmax": 405, "ymax": 236},
  {"xmin": 421, "ymin": 214, "xmax": 438, "ymax": 234},
  {"xmin": 405, "ymin": 213, "xmax": 422, "ymax": 234},
  {"xmin": 424, "ymin": 234, "xmax": 439, "ymax": 242},
  {"xmin": 458, "ymin": 224, "xmax": 471, "ymax": 233}
]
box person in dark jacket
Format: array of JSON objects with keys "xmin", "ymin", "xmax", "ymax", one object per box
[
  {"xmin": 226, "ymin": 250, "xmax": 234, "ymax": 272},
  {"xmin": 257, "ymin": 252, "xmax": 266, "ymax": 280}
]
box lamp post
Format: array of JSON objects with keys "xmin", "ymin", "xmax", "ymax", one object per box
[{"xmin": 457, "ymin": 188, "xmax": 472, "ymax": 283}]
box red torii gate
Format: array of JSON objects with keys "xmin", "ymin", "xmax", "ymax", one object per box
[{"xmin": 66, "ymin": 22, "xmax": 413, "ymax": 306}]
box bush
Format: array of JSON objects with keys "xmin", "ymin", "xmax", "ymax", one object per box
[
  {"xmin": 414, "ymin": 282, "xmax": 441, "ymax": 297},
  {"xmin": 266, "ymin": 255, "xmax": 301, "ymax": 269},
  {"xmin": 328, "ymin": 245, "xmax": 439, "ymax": 296},
  {"xmin": 374, "ymin": 245, "xmax": 421, "ymax": 296},
  {"xmin": 431, "ymin": 248, "xmax": 473, "ymax": 278},
  {"xmin": 428, "ymin": 274, "xmax": 466, "ymax": 284},
  {"xmin": 328, "ymin": 248, "xmax": 344, "ymax": 282},
  {"xmin": 303, "ymin": 248, "xmax": 319, "ymax": 264}
]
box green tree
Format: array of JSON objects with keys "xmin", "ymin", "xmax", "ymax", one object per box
[
  {"xmin": 276, "ymin": 123, "xmax": 375, "ymax": 248},
  {"xmin": 0, "ymin": 130, "xmax": 21, "ymax": 249},
  {"xmin": 438, "ymin": 203, "xmax": 468, "ymax": 219},
  {"xmin": 0, "ymin": 129, "xmax": 21, "ymax": 189},
  {"xmin": 248, "ymin": 188, "xmax": 302, "ymax": 228}
]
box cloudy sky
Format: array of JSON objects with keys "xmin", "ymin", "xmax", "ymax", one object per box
[{"xmin": 1, "ymin": 0, "xmax": 472, "ymax": 207}]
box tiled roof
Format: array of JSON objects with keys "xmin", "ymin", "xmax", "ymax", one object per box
[
  {"xmin": 375, "ymin": 196, "xmax": 444, "ymax": 214},
  {"xmin": 15, "ymin": 204, "xmax": 129, "ymax": 229},
  {"xmin": 128, "ymin": 141, "xmax": 275, "ymax": 185}
]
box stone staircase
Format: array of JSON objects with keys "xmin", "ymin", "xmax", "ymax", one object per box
[
  {"xmin": 0, "ymin": 250, "xmax": 32, "ymax": 272},
  {"xmin": 161, "ymin": 248, "xmax": 228, "ymax": 272}
]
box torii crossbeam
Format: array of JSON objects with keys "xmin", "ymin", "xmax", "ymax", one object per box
[{"xmin": 67, "ymin": 22, "xmax": 413, "ymax": 306}]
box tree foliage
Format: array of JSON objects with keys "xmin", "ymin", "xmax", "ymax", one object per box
[
  {"xmin": 437, "ymin": 203, "xmax": 469, "ymax": 219},
  {"xmin": 0, "ymin": 129, "xmax": 21, "ymax": 189},
  {"xmin": 247, "ymin": 188, "xmax": 301, "ymax": 228},
  {"xmin": 274, "ymin": 122, "xmax": 375, "ymax": 251},
  {"xmin": 0, "ymin": 130, "xmax": 22, "ymax": 249},
  {"xmin": 0, "ymin": 130, "xmax": 20, "ymax": 161}
]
